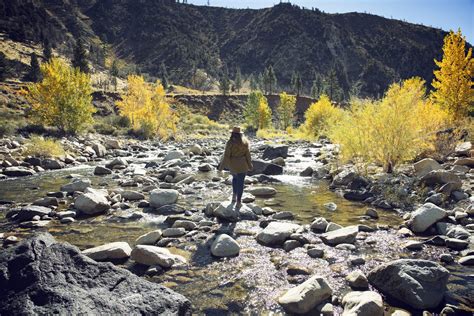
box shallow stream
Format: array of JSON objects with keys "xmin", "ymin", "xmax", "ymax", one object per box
[{"xmin": 0, "ymin": 148, "xmax": 472, "ymax": 315}]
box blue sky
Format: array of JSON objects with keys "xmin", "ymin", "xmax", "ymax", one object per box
[{"xmin": 187, "ymin": 0, "xmax": 474, "ymax": 44}]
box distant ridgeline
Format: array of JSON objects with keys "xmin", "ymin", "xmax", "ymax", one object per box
[{"xmin": 0, "ymin": 0, "xmax": 456, "ymax": 99}]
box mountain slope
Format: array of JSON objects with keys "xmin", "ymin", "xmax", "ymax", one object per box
[{"xmin": 1, "ymin": 0, "xmax": 449, "ymax": 98}]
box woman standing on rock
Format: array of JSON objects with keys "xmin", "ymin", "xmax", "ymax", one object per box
[{"xmin": 219, "ymin": 126, "xmax": 253, "ymax": 207}]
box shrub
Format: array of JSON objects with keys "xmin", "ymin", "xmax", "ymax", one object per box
[
  {"xmin": 25, "ymin": 58, "xmax": 95, "ymax": 134},
  {"xmin": 329, "ymin": 77, "xmax": 448, "ymax": 172},
  {"xmin": 116, "ymin": 75, "xmax": 178, "ymax": 140},
  {"xmin": 0, "ymin": 120, "xmax": 16, "ymax": 137},
  {"xmin": 24, "ymin": 135, "xmax": 65, "ymax": 158},
  {"xmin": 299, "ymin": 94, "xmax": 342, "ymax": 138},
  {"xmin": 277, "ymin": 92, "xmax": 296, "ymax": 129}
]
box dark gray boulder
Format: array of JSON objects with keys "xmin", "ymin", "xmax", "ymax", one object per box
[
  {"xmin": 0, "ymin": 233, "xmax": 191, "ymax": 315},
  {"xmin": 367, "ymin": 259, "xmax": 449, "ymax": 310},
  {"xmin": 262, "ymin": 145, "xmax": 288, "ymax": 160}
]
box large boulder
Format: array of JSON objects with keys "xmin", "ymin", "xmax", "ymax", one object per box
[
  {"xmin": 421, "ymin": 170, "xmax": 462, "ymax": 186},
  {"xmin": 248, "ymin": 159, "xmax": 283, "ymax": 176},
  {"xmin": 10, "ymin": 205, "xmax": 52, "ymax": 222},
  {"xmin": 257, "ymin": 222, "xmax": 301, "ymax": 246},
  {"xmin": 135, "ymin": 230, "xmax": 162, "ymax": 245},
  {"xmin": 130, "ymin": 245, "xmax": 186, "ymax": 268},
  {"xmin": 150, "ymin": 189, "xmax": 179, "ymax": 208},
  {"xmin": 408, "ymin": 203, "xmax": 448, "ymax": 233},
  {"xmin": 60, "ymin": 179, "xmax": 91, "ymax": 193},
  {"xmin": 164, "ymin": 150, "xmax": 185, "ymax": 161},
  {"xmin": 278, "ymin": 275, "xmax": 332, "ymax": 314},
  {"xmin": 320, "ymin": 226, "xmax": 358, "ymax": 246},
  {"xmin": 41, "ymin": 158, "xmax": 65, "ymax": 170},
  {"xmin": 455, "ymin": 141, "xmax": 472, "ymax": 156},
  {"xmin": 413, "ymin": 158, "xmax": 441, "ymax": 178},
  {"xmin": 262, "ymin": 145, "xmax": 289, "ymax": 160},
  {"xmin": 0, "ymin": 233, "xmax": 191, "ymax": 315},
  {"xmin": 331, "ymin": 169, "xmax": 357, "ymax": 187},
  {"xmin": 342, "ymin": 291, "xmax": 383, "ymax": 316},
  {"xmin": 105, "ymin": 158, "xmax": 128, "ymax": 169},
  {"xmin": 92, "ymin": 143, "xmax": 107, "ymax": 157},
  {"xmin": 248, "ymin": 186, "xmax": 277, "ymax": 197},
  {"xmin": 74, "ymin": 188, "xmax": 110, "ymax": 215},
  {"xmin": 82, "ymin": 242, "xmax": 132, "ymax": 261},
  {"xmin": 210, "ymin": 234, "xmax": 240, "ymax": 257},
  {"xmin": 367, "ymin": 259, "xmax": 449, "ymax": 309},
  {"xmin": 121, "ymin": 190, "xmax": 145, "ymax": 201},
  {"xmin": 213, "ymin": 201, "xmax": 254, "ymax": 222},
  {"xmin": 3, "ymin": 167, "xmax": 35, "ymax": 177}
]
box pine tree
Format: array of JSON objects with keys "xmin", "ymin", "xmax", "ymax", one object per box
[
  {"xmin": 27, "ymin": 53, "xmax": 41, "ymax": 82},
  {"xmin": 267, "ymin": 65, "xmax": 277, "ymax": 95},
  {"xmin": 0, "ymin": 52, "xmax": 9, "ymax": 81},
  {"xmin": 325, "ymin": 68, "xmax": 343, "ymax": 102},
  {"xmin": 249, "ymin": 74, "xmax": 258, "ymax": 91},
  {"xmin": 292, "ymin": 72, "xmax": 303, "ymax": 96},
  {"xmin": 110, "ymin": 60, "xmax": 119, "ymax": 91},
  {"xmin": 219, "ymin": 66, "xmax": 230, "ymax": 95},
  {"xmin": 258, "ymin": 72, "xmax": 265, "ymax": 92},
  {"xmin": 43, "ymin": 41, "xmax": 52, "ymax": 62},
  {"xmin": 72, "ymin": 38, "xmax": 90, "ymax": 73},
  {"xmin": 291, "ymin": 72, "xmax": 297, "ymax": 93},
  {"xmin": 431, "ymin": 29, "xmax": 474, "ymax": 119},
  {"xmin": 234, "ymin": 67, "xmax": 242, "ymax": 92},
  {"xmin": 159, "ymin": 62, "xmax": 169, "ymax": 90}
]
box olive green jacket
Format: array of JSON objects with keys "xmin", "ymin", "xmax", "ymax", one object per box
[{"xmin": 219, "ymin": 141, "xmax": 253, "ymax": 174}]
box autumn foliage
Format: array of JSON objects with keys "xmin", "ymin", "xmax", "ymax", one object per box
[
  {"xmin": 299, "ymin": 94, "xmax": 342, "ymax": 138},
  {"xmin": 116, "ymin": 75, "xmax": 178, "ymax": 139},
  {"xmin": 26, "ymin": 58, "xmax": 95, "ymax": 134},
  {"xmin": 244, "ymin": 90, "xmax": 272, "ymax": 130},
  {"xmin": 277, "ymin": 92, "xmax": 296, "ymax": 129},
  {"xmin": 329, "ymin": 77, "xmax": 448, "ymax": 172},
  {"xmin": 431, "ymin": 29, "xmax": 474, "ymax": 119}
]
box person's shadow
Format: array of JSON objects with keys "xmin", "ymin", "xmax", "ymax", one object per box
[{"xmin": 190, "ymin": 201, "xmax": 239, "ymax": 267}]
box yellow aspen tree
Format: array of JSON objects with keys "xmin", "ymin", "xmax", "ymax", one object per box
[
  {"xmin": 431, "ymin": 29, "xmax": 474, "ymax": 119},
  {"xmin": 277, "ymin": 92, "xmax": 296, "ymax": 130},
  {"xmin": 26, "ymin": 58, "xmax": 95, "ymax": 134},
  {"xmin": 116, "ymin": 75, "xmax": 177, "ymax": 139},
  {"xmin": 257, "ymin": 97, "xmax": 272, "ymax": 130},
  {"xmin": 300, "ymin": 94, "xmax": 342, "ymax": 138}
]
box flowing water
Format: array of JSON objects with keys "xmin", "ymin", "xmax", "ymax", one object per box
[{"xmin": 0, "ymin": 148, "xmax": 472, "ymax": 315}]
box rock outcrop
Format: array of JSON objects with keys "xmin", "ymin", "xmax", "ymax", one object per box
[{"xmin": 0, "ymin": 233, "xmax": 191, "ymax": 315}]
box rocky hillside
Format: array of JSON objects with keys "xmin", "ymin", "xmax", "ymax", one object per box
[{"xmin": 1, "ymin": 0, "xmax": 450, "ymax": 97}]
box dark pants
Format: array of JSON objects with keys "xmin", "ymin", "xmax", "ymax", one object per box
[{"xmin": 232, "ymin": 173, "xmax": 246, "ymax": 201}]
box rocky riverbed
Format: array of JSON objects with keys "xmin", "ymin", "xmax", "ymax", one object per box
[{"xmin": 0, "ymin": 135, "xmax": 473, "ymax": 315}]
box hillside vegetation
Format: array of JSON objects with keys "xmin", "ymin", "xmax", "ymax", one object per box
[{"xmin": 1, "ymin": 0, "xmax": 451, "ymax": 98}]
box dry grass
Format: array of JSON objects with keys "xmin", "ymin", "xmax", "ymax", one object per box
[{"xmin": 24, "ymin": 135, "xmax": 65, "ymax": 158}]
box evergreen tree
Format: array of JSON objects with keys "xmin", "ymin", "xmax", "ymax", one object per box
[
  {"xmin": 27, "ymin": 53, "xmax": 41, "ymax": 82},
  {"xmin": 0, "ymin": 52, "xmax": 9, "ymax": 81},
  {"xmin": 310, "ymin": 74, "xmax": 325, "ymax": 99},
  {"xmin": 290, "ymin": 71, "xmax": 297, "ymax": 93},
  {"xmin": 72, "ymin": 38, "xmax": 90, "ymax": 73},
  {"xmin": 159, "ymin": 62, "xmax": 169, "ymax": 90},
  {"xmin": 219, "ymin": 66, "xmax": 230, "ymax": 95},
  {"xmin": 262, "ymin": 68, "xmax": 270, "ymax": 94},
  {"xmin": 249, "ymin": 74, "xmax": 258, "ymax": 91},
  {"xmin": 43, "ymin": 42, "xmax": 52, "ymax": 62},
  {"xmin": 292, "ymin": 72, "xmax": 303, "ymax": 96},
  {"xmin": 325, "ymin": 68, "xmax": 343, "ymax": 102},
  {"xmin": 110, "ymin": 60, "xmax": 119, "ymax": 91},
  {"xmin": 257, "ymin": 72, "xmax": 265, "ymax": 91},
  {"xmin": 234, "ymin": 67, "xmax": 242, "ymax": 92},
  {"xmin": 267, "ymin": 65, "xmax": 277, "ymax": 94}
]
